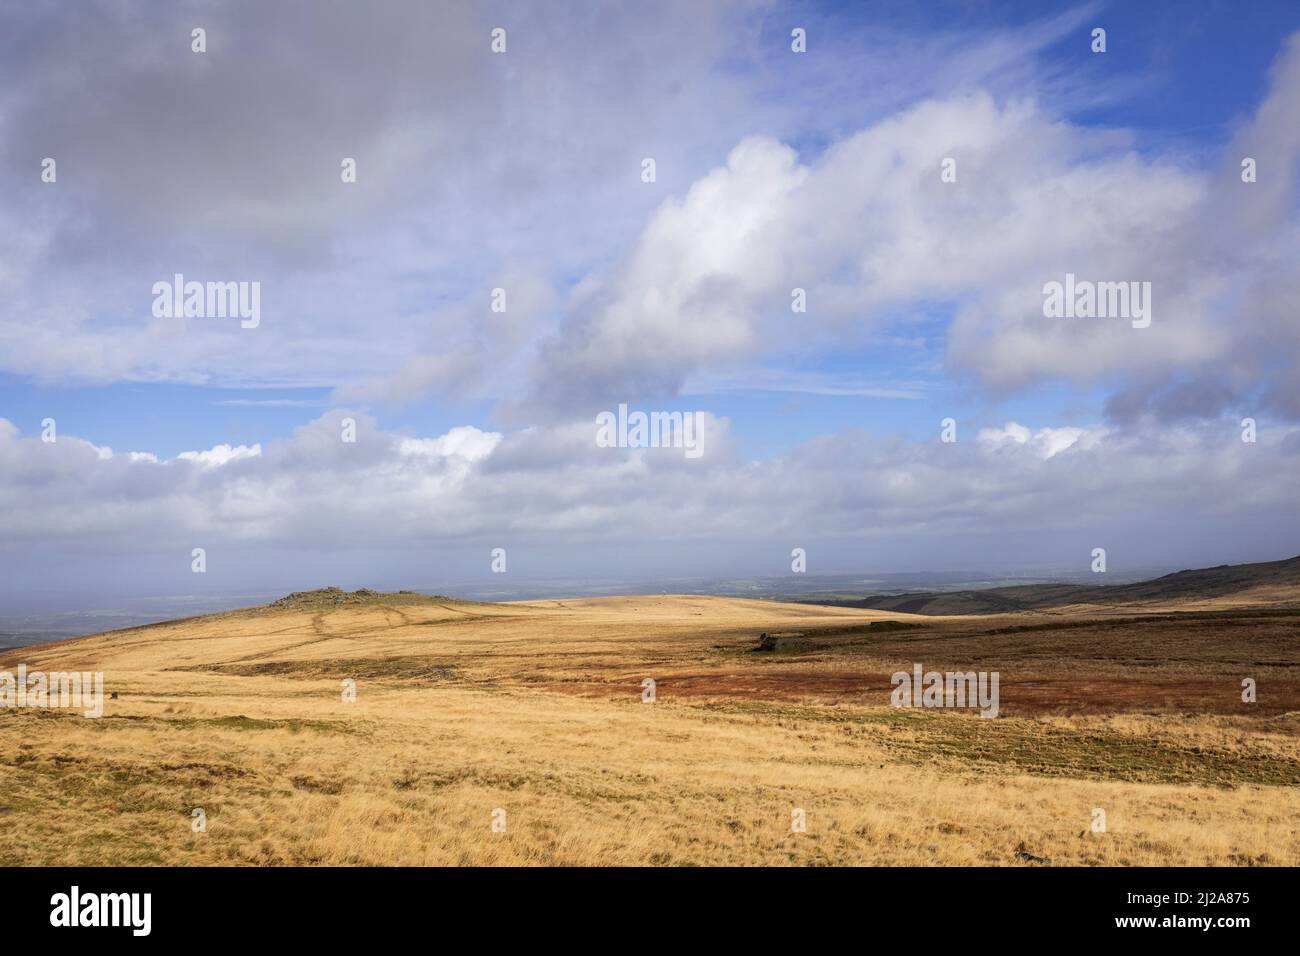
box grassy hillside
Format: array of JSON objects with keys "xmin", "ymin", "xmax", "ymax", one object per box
[
  {"xmin": 1, "ymin": 590, "xmax": 1297, "ymax": 865},
  {"xmin": 815, "ymin": 555, "xmax": 1300, "ymax": 615}
]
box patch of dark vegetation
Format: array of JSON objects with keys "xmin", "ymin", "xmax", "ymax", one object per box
[
  {"xmin": 393, "ymin": 767, "xmax": 421, "ymax": 790},
  {"xmin": 751, "ymin": 632, "xmax": 828, "ymax": 653},
  {"xmin": 1015, "ymin": 843, "xmax": 1052, "ymax": 865},
  {"xmin": 204, "ymin": 715, "xmax": 354, "ymax": 733},
  {"xmin": 79, "ymin": 713, "xmax": 358, "ymax": 734},
  {"xmin": 156, "ymin": 760, "xmax": 255, "ymax": 780},
  {"xmin": 290, "ymin": 775, "xmax": 345, "ymax": 795},
  {"xmin": 268, "ymin": 587, "xmax": 480, "ymax": 611},
  {"xmin": 181, "ymin": 655, "xmax": 460, "ymax": 683},
  {"xmin": 921, "ymin": 718, "xmax": 1300, "ymax": 788},
  {"xmin": 864, "ymin": 620, "xmax": 926, "ymax": 631},
  {"xmin": 687, "ymin": 699, "xmax": 1300, "ymax": 787},
  {"xmin": 691, "ymin": 699, "xmax": 926, "ymax": 727},
  {"xmin": 753, "ymin": 620, "xmax": 926, "ymax": 652},
  {"xmin": 3, "ymin": 750, "xmax": 254, "ymax": 792},
  {"xmin": 978, "ymin": 610, "xmax": 1300, "ymax": 636}
]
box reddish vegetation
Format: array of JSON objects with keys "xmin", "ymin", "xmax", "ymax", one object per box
[
  {"xmin": 543, "ymin": 672, "xmax": 1299, "ymax": 716},
  {"xmin": 531, "ymin": 610, "xmax": 1300, "ymax": 719}
]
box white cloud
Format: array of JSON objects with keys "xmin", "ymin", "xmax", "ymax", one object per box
[
  {"xmin": 10, "ymin": 2, "xmax": 1275, "ymax": 425},
  {"xmin": 978, "ymin": 423, "xmax": 1102, "ymax": 459},
  {"xmin": 399, "ymin": 427, "xmax": 501, "ymax": 462},
  {"xmin": 522, "ymin": 37, "xmax": 1300, "ymax": 420},
  {"xmin": 0, "ymin": 413, "xmax": 1295, "ymax": 575},
  {"xmin": 176, "ymin": 443, "xmax": 263, "ymax": 469}
]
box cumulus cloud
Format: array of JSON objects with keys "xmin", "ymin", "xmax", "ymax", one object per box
[
  {"xmin": 522, "ymin": 48, "xmax": 1300, "ymax": 419},
  {"xmin": 399, "ymin": 428, "xmax": 500, "ymax": 462},
  {"xmin": 177, "ymin": 444, "xmax": 263, "ymax": 468},
  {"xmin": 0, "ymin": 0, "xmax": 767, "ymax": 389},
  {"xmin": 2, "ymin": 0, "xmax": 1238, "ymax": 422}
]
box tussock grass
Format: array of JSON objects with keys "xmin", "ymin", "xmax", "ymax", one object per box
[{"xmin": 1, "ymin": 594, "xmax": 1297, "ymax": 865}]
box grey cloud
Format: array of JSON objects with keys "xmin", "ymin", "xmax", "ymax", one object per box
[{"xmin": 1, "ymin": 412, "xmax": 1296, "ymax": 572}]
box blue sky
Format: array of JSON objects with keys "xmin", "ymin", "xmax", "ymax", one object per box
[{"xmin": 2, "ymin": 0, "xmax": 1299, "ymax": 598}]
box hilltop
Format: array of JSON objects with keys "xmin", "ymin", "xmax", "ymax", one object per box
[{"xmin": 266, "ymin": 587, "xmax": 484, "ymax": 611}]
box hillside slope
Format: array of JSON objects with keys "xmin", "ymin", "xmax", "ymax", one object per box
[
  {"xmin": 813, "ymin": 555, "xmax": 1300, "ymax": 615},
  {"xmin": 2, "ymin": 588, "xmax": 1298, "ymax": 866}
]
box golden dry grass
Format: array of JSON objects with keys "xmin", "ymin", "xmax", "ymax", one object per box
[{"xmin": 1, "ymin": 593, "xmax": 1297, "ymax": 865}]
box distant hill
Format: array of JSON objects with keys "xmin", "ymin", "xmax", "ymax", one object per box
[
  {"xmin": 265, "ymin": 587, "xmax": 485, "ymax": 611},
  {"xmin": 802, "ymin": 555, "xmax": 1300, "ymax": 615}
]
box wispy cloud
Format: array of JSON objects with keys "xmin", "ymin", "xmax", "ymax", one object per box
[
  {"xmin": 684, "ymin": 370, "xmax": 928, "ymax": 400},
  {"xmin": 213, "ymin": 399, "xmax": 325, "ymax": 408}
]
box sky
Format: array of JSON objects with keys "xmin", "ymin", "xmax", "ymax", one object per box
[{"xmin": 1, "ymin": 0, "xmax": 1299, "ymax": 602}]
